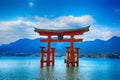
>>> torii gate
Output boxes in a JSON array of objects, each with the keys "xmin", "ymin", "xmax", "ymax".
[{"xmin": 34, "ymin": 26, "xmax": 90, "ymax": 67}]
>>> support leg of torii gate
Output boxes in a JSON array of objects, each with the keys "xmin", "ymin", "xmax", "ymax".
[
  {"xmin": 40, "ymin": 47, "xmax": 45, "ymax": 67},
  {"xmin": 51, "ymin": 48, "xmax": 55, "ymax": 66},
  {"xmin": 46, "ymin": 35, "xmax": 51, "ymax": 66},
  {"xmin": 70, "ymin": 35, "xmax": 75, "ymax": 66},
  {"xmin": 66, "ymin": 47, "xmax": 70, "ymax": 66},
  {"xmin": 75, "ymin": 48, "xmax": 79, "ymax": 66}
]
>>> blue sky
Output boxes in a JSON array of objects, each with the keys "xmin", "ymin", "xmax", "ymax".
[{"xmin": 0, "ymin": 0, "xmax": 120, "ymax": 44}]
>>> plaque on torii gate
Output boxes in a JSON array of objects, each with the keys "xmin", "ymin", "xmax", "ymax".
[{"xmin": 34, "ymin": 26, "xmax": 90, "ymax": 67}]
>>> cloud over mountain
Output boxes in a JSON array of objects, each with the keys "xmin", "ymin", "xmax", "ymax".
[{"xmin": 0, "ymin": 15, "xmax": 120, "ymax": 44}]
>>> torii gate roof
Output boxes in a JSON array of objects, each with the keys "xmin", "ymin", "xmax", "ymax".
[{"xmin": 34, "ymin": 25, "xmax": 90, "ymax": 36}]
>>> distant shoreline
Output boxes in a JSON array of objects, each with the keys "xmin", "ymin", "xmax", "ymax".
[{"xmin": 0, "ymin": 55, "xmax": 120, "ymax": 59}]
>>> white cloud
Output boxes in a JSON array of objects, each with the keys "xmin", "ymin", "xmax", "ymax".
[
  {"xmin": 0, "ymin": 15, "xmax": 120, "ymax": 44},
  {"xmin": 29, "ymin": 2, "xmax": 34, "ymax": 7},
  {"xmin": 0, "ymin": 19, "xmax": 39, "ymax": 44},
  {"xmin": 34, "ymin": 15, "xmax": 94, "ymax": 29},
  {"xmin": 75, "ymin": 25, "xmax": 120, "ymax": 41}
]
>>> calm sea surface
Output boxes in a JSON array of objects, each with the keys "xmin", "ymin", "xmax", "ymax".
[{"xmin": 0, "ymin": 57, "xmax": 120, "ymax": 80}]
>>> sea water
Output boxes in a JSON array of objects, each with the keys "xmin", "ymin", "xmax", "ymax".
[{"xmin": 0, "ymin": 57, "xmax": 120, "ymax": 80}]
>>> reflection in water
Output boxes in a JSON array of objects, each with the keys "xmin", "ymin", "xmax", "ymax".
[
  {"xmin": 39, "ymin": 66, "xmax": 55, "ymax": 80},
  {"xmin": 0, "ymin": 57, "xmax": 120, "ymax": 80},
  {"xmin": 66, "ymin": 67, "xmax": 79, "ymax": 80},
  {"xmin": 39, "ymin": 66, "xmax": 79, "ymax": 80}
]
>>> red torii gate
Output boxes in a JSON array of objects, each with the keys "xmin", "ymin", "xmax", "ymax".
[{"xmin": 34, "ymin": 26, "xmax": 90, "ymax": 67}]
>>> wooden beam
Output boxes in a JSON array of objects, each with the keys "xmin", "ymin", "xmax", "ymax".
[
  {"xmin": 70, "ymin": 35, "xmax": 75, "ymax": 66},
  {"xmin": 40, "ymin": 47, "xmax": 45, "ymax": 67},
  {"xmin": 51, "ymin": 48, "xmax": 55, "ymax": 66},
  {"xmin": 34, "ymin": 26, "xmax": 90, "ymax": 36},
  {"xmin": 46, "ymin": 35, "xmax": 51, "ymax": 66},
  {"xmin": 37, "ymin": 31, "xmax": 84, "ymax": 36},
  {"xmin": 43, "ymin": 61, "xmax": 53, "ymax": 62},
  {"xmin": 40, "ymin": 39, "xmax": 83, "ymax": 42},
  {"xmin": 75, "ymin": 48, "xmax": 79, "ymax": 66}
]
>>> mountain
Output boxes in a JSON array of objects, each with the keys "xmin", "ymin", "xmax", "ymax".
[
  {"xmin": 0, "ymin": 38, "xmax": 39, "ymax": 56},
  {"xmin": 0, "ymin": 36, "xmax": 120, "ymax": 56},
  {"xmin": 78, "ymin": 36, "xmax": 120, "ymax": 54}
]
